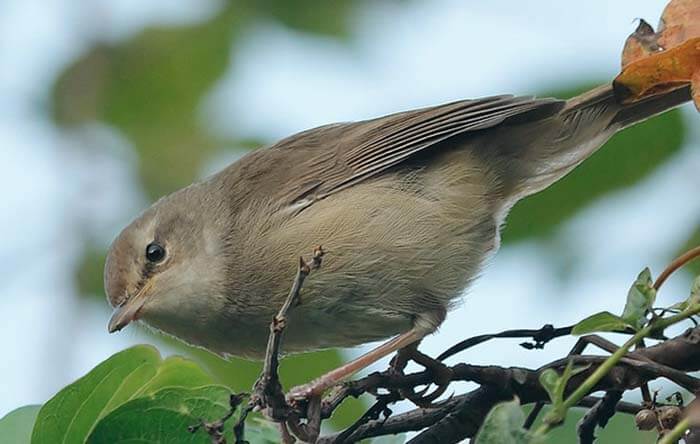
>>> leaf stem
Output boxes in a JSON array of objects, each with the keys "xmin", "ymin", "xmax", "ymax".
[{"xmin": 654, "ymin": 246, "xmax": 700, "ymax": 290}]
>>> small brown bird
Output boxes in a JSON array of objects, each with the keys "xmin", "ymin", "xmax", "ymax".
[{"xmin": 104, "ymin": 83, "xmax": 691, "ymax": 397}]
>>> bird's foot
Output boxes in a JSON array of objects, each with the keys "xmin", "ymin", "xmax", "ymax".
[{"xmin": 391, "ymin": 343, "xmax": 454, "ymax": 408}]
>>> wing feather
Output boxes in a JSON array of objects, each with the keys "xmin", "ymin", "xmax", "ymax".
[{"xmin": 267, "ymin": 95, "xmax": 564, "ymax": 207}]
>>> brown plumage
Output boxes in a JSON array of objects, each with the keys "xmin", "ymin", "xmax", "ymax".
[{"xmin": 104, "ymin": 84, "xmax": 691, "ymax": 366}]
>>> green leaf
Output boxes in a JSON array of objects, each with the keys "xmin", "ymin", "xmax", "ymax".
[
  {"xmin": 668, "ymin": 300, "xmax": 689, "ymax": 312},
  {"xmin": 89, "ymin": 386, "xmax": 280, "ymax": 443},
  {"xmin": 31, "ymin": 345, "xmax": 216, "ymax": 444},
  {"xmin": 690, "ymin": 276, "xmax": 700, "ymax": 307},
  {"xmin": 539, "ymin": 361, "xmax": 589, "ymax": 410},
  {"xmin": 244, "ymin": 417, "xmax": 285, "ymax": 444},
  {"xmin": 671, "ymin": 275, "xmax": 700, "ymax": 312},
  {"xmin": 87, "ymin": 386, "xmax": 244, "ymax": 444},
  {"xmin": 572, "ymin": 311, "xmax": 629, "ymax": 335},
  {"xmin": 0, "ymin": 405, "xmax": 41, "ymax": 444},
  {"xmin": 251, "ymin": 0, "xmax": 358, "ymax": 37},
  {"xmin": 539, "ymin": 369, "xmax": 561, "ymax": 407},
  {"xmin": 475, "ymin": 399, "xmax": 540, "ymax": 444},
  {"xmin": 621, "ymin": 268, "xmax": 656, "ymax": 329},
  {"xmin": 136, "ymin": 356, "xmax": 213, "ymax": 397},
  {"xmin": 32, "ymin": 345, "xmax": 160, "ymax": 444}
]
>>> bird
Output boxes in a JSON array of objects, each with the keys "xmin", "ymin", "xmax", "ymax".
[{"xmin": 104, "ymin": 82, "xmax": 691, "ymax": 398}]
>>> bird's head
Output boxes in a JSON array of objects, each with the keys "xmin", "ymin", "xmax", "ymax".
[{"xmin": 104, "ymin": 184, "xmax": 231, "ymax": 336}]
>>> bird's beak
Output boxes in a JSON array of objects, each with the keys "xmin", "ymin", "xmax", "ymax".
[{"xmin": 108, "ymin": 281, "xmax": 152, "ymax": 333}]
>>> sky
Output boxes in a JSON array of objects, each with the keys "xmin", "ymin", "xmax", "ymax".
[{"xmin": 1, "ymin": 0, "xmax": 698, "ymax": 419}]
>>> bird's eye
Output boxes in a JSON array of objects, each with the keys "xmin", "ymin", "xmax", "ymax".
[{"xmin": 145, "ymin": 242, "xmax": 166, "ymax": 263}]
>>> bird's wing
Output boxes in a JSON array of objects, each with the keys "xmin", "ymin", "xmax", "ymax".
[{"xmin": 268, "ymin": 95, "xmax": 564, "ymax": 208}]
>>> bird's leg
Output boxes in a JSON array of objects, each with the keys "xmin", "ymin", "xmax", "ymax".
[
  {"xmin": 388, "ymin": 340, "xmax": 421, "ymax": 374},
  {"xmin": 286, "ymin": 328, "xmax": 424, "ymax": 401},
  {"xmin": 409, "ymin": 347, "xmax": 454, "ymax": 385}
]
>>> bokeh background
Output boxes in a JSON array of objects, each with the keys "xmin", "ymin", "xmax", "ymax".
[{"xmin": 2, "ymin": 0, "xmax": 699, "ymax": 441}]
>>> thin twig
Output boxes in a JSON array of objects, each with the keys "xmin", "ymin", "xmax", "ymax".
[
  {"xmin": 232, "ymin": 405, "xmax": 251, "ymax": 444},
  {"xmin": 437, "ymin": 324, "xmax": 575, "ymax": 362},
  {"xmin": 254, "ymin": 247, "xmax": 324, "ymax": 416},
  {"xmin": 188, "ymin": 393, "xmax": 245, "ymax": 444},
  {"xmin": 318, "ymin": 324, "xmax": 700, "ymax": 421},
  {"xmin": 329, "ymin": 393, "xmax": 401, "ymax": 444},
  {"xmin": 318, "ymin": 324, "xmax": 700, "ymax": 442},
  {"xmin": 242, "ymin": 247, "xmax": 324, "ymax": 439},
  {"xmin": 523, "ymin": 333, "xmax": 622, "ymax": 432},
  {"xmin": 287, "ymin": 396, "xmax": 322, "ymax": 443},
  {"xmin": 534, "ymin": 302, "xmax": 700, "ymax": 437},
  {"xmin": 523, "ymin": 403, "xmax": 545, "ymax": 430},
  {"xmin": 576, "ymin": 391, "xmax": 623, "ymax": 444},
  {"xmin": 321, "ymin": 390, "xmax": 641, "ymax": 444}
]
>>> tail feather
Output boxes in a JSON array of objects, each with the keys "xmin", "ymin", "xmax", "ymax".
[
  {"xmin": 611, "ymin": 85, "xmax": 692, "ymax": 129},
  {"xmin": 564, "ymin": 83, "xmax": 692, "ymax": 130},
  {"xmin": 504, "ymin": 83, "xmax": 692, "ymax": 200}
]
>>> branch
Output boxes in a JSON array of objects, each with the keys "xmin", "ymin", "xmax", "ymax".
[
  {"xmin": 319, "ymin": 391, "xmax": 641, "ymax": 444},
  {"xmin": 576, "ymin": 391, "xmax": 623, "ymax": 444},
  {"xmin": 219, "ymin": 246, "xmax": 700, "ymax": 444},
  {"xmin": 316, "ymin": 323, "xmax": 700, "ymax": 442},
  {"xmin": 437, "ymin": 323, "xmax": 575, "ymax": 361},
  {"xmin": 228, "ymin": 247, "xmax": 324, "ymax": 444},
  {"xmin": 250, "ymin": 246, "xmax": 324, "ymax": 421}
]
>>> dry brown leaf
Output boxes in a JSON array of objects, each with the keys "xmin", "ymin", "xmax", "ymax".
[
  {"xmin": 621, "ymin": 19, "xmax": 661, "ymax": 69},
  {"xmin": 615, "ymin": 0, "xmax": 700, "ymax": 110},
  {"xmin": 615, "ymin": 38, "xmax": 700, "ymax": 102},
  {"xmin": 658, "ymin": 0, "xmax": 700, "ymax": 48}
]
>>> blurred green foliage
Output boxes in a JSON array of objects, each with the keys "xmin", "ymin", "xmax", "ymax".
[
  {"xmin": 53, "ymin": 5, "xmax": 239, "ymax": 198},
  {"xmin": 76, "ymin": 246, "xmax": 107, "ymax": 297},
  {"xmin": 678, "ymin": 228, "xmax": 700, "ymax": 276},
  {"xmin": 0, "ymin": 405, "xmax": 40, "ymax": 444},
  {"xmin": 240, "ymin": 0, "xmax": 359, "ymax": 37},
  {"xmin": 49, "ymin": 0, "xmax": 696, "ymax": 440}
]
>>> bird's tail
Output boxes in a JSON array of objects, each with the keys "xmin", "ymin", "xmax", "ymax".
[
  {"xmin": 504, "ymin": 84, "xmax": 692, "ymax": 200},
  {"xmin": 566, "ymin": 83, "xmax": 692, "ymax": 130}
]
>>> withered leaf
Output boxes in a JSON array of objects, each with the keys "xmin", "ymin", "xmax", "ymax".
[{"xmin": 615, "ymin": 0, "xmax": 700, "ymax": 110}]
